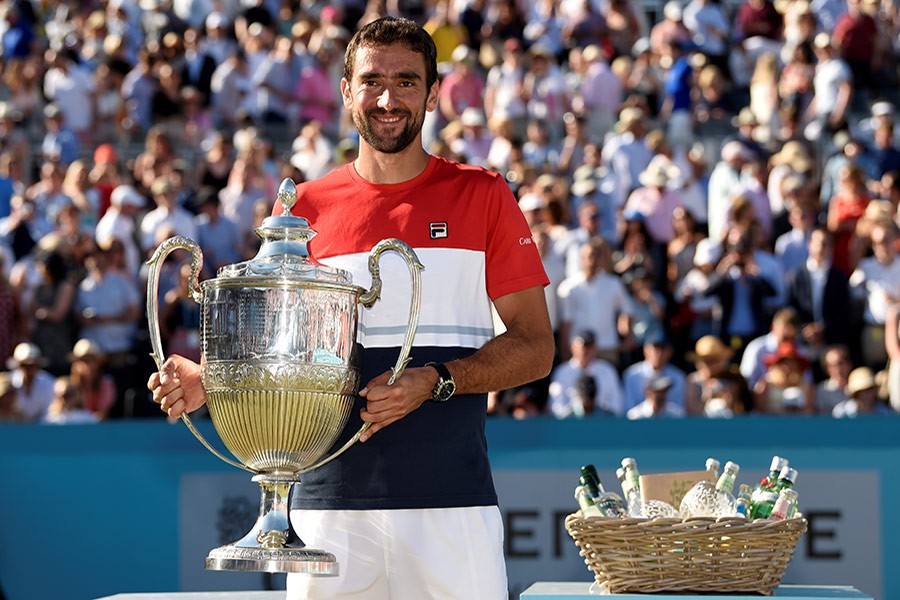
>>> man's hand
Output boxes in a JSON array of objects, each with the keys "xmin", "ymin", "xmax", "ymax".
[
  {"xmin": 357, "ymin": 366, "xmax": 439, "ymax": 442},
  {"xmin": 147, "ymin": 355, "xmax": 207, "ymax": 418}
]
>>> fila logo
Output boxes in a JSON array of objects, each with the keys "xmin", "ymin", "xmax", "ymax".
[{"xmin": 430, "ymin": 222, "xmax": 448, "ymax": 239}]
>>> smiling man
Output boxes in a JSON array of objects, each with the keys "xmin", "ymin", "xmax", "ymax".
[{"xmin": 148, "ymin": 16, "xmax": 554, "ymax": 600}]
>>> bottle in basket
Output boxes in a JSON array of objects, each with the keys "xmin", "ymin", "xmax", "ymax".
[
  {"xmin": 619, "ymin": 457, "xmax": 643, "ymax": 517},
  {"xmin": 751, "ymin": 466, "xmax": 798, "ymax": 519},
  {"xmin": 680, "ymin": 460, "xmax": 740, "ymax": 518},
  {"xmin": 769, "ymin": 488, "xmax": 799, "ymax": 521},
  {"xmin": 574, "ymin": 485, "xmax": 603, "ymax": 518},
  {"xmin": 734, "ymin": 483, "xmax": 753, "ymax": 517},
  {"xmin": 752, "ymin": 455, "xmax": 789, "ymax": 503},
  {"xmin": 580, "ymin": 466, "xmax": 628, "ymax": 518}
]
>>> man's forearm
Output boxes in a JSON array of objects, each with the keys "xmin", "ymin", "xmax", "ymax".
[{"xmin": 447, "ymin": 325, "xmax": 554, "ymax": 395}]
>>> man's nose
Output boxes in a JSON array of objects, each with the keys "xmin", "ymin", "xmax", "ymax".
[{"xmin": 377, "ymin": 86, "xmax": 399, "ymax": 110}]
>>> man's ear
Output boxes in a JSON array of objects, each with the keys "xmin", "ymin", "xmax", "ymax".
[
  {"xmin": 425, "ymin": 80, "xmax": 439, "ymax": 112},
  {"xmin": 340, "ymin": 79, "xmax": 353, "ymax": 110}
]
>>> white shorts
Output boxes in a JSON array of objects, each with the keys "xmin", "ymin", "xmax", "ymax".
[{"xmin": 286, "ymin": 506, "xmax": 508, "ymax": 600}]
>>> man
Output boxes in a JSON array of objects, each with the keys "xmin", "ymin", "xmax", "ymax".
[
  {"xmin": 740, "ymin": 307, "xmax": 804, "ymax": 389},
  {"xmin": 622, "ymin": 333, "xmax": 687, "ymax": 412},
  {"xmin": 833, "ymin": 367, "xmax": 895, "ymax": 417},
  {"xmin": 557, "ymin": 237, "xmax": 634, "ymax": 365},
  {"xmin": 785, "ymin": 227, "xmax": 852, "ymax": 355},
  {"xmin": 6, "ymin": 342, "xmax": 55, "ymax": 422},
  {"xmin": 94, "ymin": 184, "xmax": 145, "ymax": 281},
  {"xmin": 626, "ymin": 375, "xmax": 686, "ymax": 419},
  {"xmin": 850, "ymin": 222, "xmax": 900, "ymax": 371},
  {"xmin": 548, "ymin": 330, "xmax": 624, "ymax": 418},
  {"xmin": 148, "ymin": 17, "xmax": 554, "ymax": 600}
]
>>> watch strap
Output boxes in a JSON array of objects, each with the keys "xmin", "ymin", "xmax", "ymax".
[{"xmin": 425, "ymin": 361, "xmax": 452, "ymax": 383}]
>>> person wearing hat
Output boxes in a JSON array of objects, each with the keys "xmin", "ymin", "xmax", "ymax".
[
  {"xmin": 39, "ymin": 102, "xmax": 80, "ymax": 165},
  {"xmin": 650, "ymin": 1, "xmax": 691, "ymax": 56},
  {"xmin": 622, "ymin": 330, "xmax": 687, "ymax": 412},
  {"xmin": 6, "ymin": 342, "xmax": 56, "ymax": 422},
  {"xmin": 808, "ymin": 32, "xmax": 853, "ymax": 137},
  {"xmin": 573, "ymin": 44, "xmax": 622, "ymax": 144},
  {"xmin": 754, "ymin": 339, "xmax": 814, "ymax": 413},
  {"xmin": 626, "ymin": 373, "xmax": 686, "ymax": 418},
  {"xmin": 684, "ymin": 335, "xmax": 751, "ymax": 415},
  {"xmin": 68, "ymin": 338, "xmax": 117, "ymax": 421},
  {"xmin": 437, "ymin": 44, "xmax": 484, "ymax": 125},
  {"xmin": 602, "ymin": 107, "xmax": 654, "ymax": 201},
  {"xmin": 674, "ymin": 236, "xmax": 723, "ymax": 341},
  {"xmin": 707, "ymin": 141, "xmax": 755, "ymax": 242},
  {"xmin": 451, "ymin": 107, "xmax": 493, "ymax": 167},
  {"xmin": 624, "ymin": 155, "xmax": 686, "ymax": 244},
  {"xmin": 139, "ymin": 176, "xmax": 198, "ymax": 254},
  {"xmin": 832, "ymin": 367, "xmax": 895, "ymax": 417},
  {"xmin": 548, "ymin": 330, "xmax": 625, "ymax": 418},
  {"xmin": 95, "ymin": 184, "xmax": 145, "ymax": 279},
  {"xmin": 865, "ymin": 117, "xmax": 900, "ymax": 193}
]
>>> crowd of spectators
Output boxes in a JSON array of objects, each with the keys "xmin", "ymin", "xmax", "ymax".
[{"xmin": 2, "ymin": 0, "xmax": 900, "ymax": 424}]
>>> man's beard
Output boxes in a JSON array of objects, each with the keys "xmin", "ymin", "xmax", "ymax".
[{"xmin": 353, "ymin": 107, "xmax": 423, "ymax": 154}]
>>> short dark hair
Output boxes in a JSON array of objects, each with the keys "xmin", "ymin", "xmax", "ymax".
[{"xmin": 343, "ymin": 17, "xmax": 439, "ymax": 91}]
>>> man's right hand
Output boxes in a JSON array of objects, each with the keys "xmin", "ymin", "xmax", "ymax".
[{"xmin": 147, "ymin": 355, "xmax": 207, "ymax": 418}]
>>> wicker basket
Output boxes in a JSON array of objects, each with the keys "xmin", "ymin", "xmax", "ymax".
[{"xmin": 565, "ymin": 514, "xmax": 807, "ymax": 595}]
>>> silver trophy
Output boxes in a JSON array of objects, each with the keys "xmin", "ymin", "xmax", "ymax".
[{"xmin": 146, "ymin": 178, "xmax": 423, "ymax": 574}]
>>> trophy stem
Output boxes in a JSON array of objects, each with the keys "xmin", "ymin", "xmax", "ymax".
[{"xmin": 204, "ymin": 476, "xmax": 338, "ymax": 575}]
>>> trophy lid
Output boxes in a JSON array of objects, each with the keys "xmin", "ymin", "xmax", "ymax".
[{"xmin": 216, "ymin": 178, "xmax": 353, "ymax": 284}]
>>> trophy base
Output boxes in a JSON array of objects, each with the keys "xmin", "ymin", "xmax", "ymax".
[{"xmin": 205, "ymin": 544, "xmax": 338, "ymax": 574}]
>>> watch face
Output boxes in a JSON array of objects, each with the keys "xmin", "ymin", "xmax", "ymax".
[{"xmin": 433, "ymin": 379, "xmax": 456, "ymax": 402}]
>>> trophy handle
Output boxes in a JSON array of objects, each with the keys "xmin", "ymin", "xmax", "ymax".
[
  {"xmin": 146, "ymin": 235, "xmax": 254, "ymax": 474},
  {"xmin": 301, "ymin": 239, "xmax": 424, "ymax": 474}
]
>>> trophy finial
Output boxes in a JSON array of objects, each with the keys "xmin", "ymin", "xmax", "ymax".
[{"xmin": 277, "ymin": 178, "xmax": 297, "ymax": 212}]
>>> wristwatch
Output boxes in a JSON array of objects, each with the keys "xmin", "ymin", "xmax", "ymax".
[{"xmin": 425, "ymin": 362, "xmax": 456, "ymax": 402}]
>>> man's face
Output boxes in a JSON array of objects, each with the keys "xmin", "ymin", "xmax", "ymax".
[{"xmin": 341, "ymin": 44, "xmax": 437, "ymax": 154}]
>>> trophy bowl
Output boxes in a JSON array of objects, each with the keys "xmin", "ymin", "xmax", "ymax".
[{"xmin": 146, "ymin": 179, "xmax": 423, "ymax": 574}]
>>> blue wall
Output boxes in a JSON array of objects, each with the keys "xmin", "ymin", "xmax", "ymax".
[{"xmin": 0, "ymin": 417, "xmax": 896, "ymax": 600}]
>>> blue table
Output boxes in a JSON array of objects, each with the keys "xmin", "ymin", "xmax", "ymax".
[{"xmin": 520, "ymin": 582, "xmax": 874, "ymax": 599}]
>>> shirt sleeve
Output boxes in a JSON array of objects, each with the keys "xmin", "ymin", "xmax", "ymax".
[{"xmin": 483, "ymin": 176, "xmax": 550, "ymax": 300}]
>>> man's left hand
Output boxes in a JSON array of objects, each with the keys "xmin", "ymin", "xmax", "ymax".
[{"xmin": 358, "ymin": 366, "xmax": 439, "ymax": 442}]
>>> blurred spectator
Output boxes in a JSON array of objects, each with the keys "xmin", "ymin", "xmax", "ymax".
[
  {"xmin": 27, "ymin": 248, "xmax": 78, "ymax": 376},
  {"xmin": 660, "ymin": 40, "xmax": 694, "ymax": 151},
  {"xmin": 849, "ymin": 222, "xmax": 900, "ymax": 371},
  {"xmin": 484, "ymin": 38, "xmax": 528, "ymax": 141},
  {"xmin": 0, "ymin": 371, "xmax": 25, "ymax": 422},
  {"xmin": 193, "ymin": 186, "xmax": 241, "ymax": 273},
  {"xmin": 438, "ymin": 45, "xmax": 484, "ymax": 126},
  {"xmin": 786, "ymin": 227, "xmax": 853, "ymax": 358},
  {"xmin": 833, "ymin": 0, "xmax": 877, "ymax": 93},
  {"xmin": 807, "ymin": 32, "xmax": 852, "ymax": 140},
  {"xmin": 67, "ymin": 338, "xmax": 116, "ymax": 421},
  {"xmin": 139, "ymin": 177, "xmax": 198, "ymax": 256},
  {"xmin": 622, "ymin": 333, "xmax": 687, "ymax": 412},
  {"xmin": 602, "ymin": 107, "xmax": 653, "ymax": 205},
  {"xmin": 624, "ymin": 268, "xmax": 666, "ymax": 349},
  {"xmin": 826, "ymin": 162, "xmax": 870, "ymax": 275},
  {"xmin": 44, "ymin": 375, "xmax": 100, "ymax": 424},
  {"xmin": 39, "ymin": 104, "xmax": 79, "ymax": 166},
  {"xmin": 650, "ymin": 2, "xmax": 691, "ymax": 57},
  {"xmin": 548, "ymin": 330, "xmax": 624, "ymax": 418},
  {"xmin": 815, "ymin": 344, "xmax": 853, "ymax": 414},
  {"xmin": 295, "ymin": 44, "xmax": 340, "ymax": 135},
  {"xmin": 682, "ymin": 0, "xmax": 730, "ymax": 77},
  {"xmin": 6, "ymin": 342, "xmax": 55, "ymax": 422},
  {"xmin": 624, "ymin": 155, "xmax": 685, "ymax": 244},
  {"xmin": 43, "ymin": 49, "xmax": 96, "ymax": 144},
  {"xmin": 833, "ymin": 366, "xmax": 895, "ymax": 416},
  {"xmin": 626, "ymin": 374, "xmax": 685, "ymax": 418},
  {"xmin": 0, "ymin": 195, "xmax": 51, "ymax": 262},
  {"xmin": 0, "ymin": 250, "xmax": 22, "ymax": 366},
  {"xmin": 557, "ymin": 237, "xmax": 634, "ymax": 365},
  {"xmin": 159, "ymin": 261, "xmax": 202, "ymax": 363},
  {"xmin": 740, "ymin": 307, "xmax": 803, "ymax": 388},
  {"xmin": 674, "ymin": 236, "xmax": 722, "ymax": 343},
  {"xmin": 703, "ymin": 229, "xmax": 777, "ymax": 355},
  {"xmin": 753, "ymin": 340, "xmax": 814, "ymax": 413},
  {"xmin": 684, "ymin": 335, "xmax": 749, "ymax": 415},
  {"xmin": 95, "ymin": 185, "xmax": 146, "ymax": 280},
  {"xmin": 775, "ymin": 199, "xmax": 817, "ymax": 274},
  {"xmin": 707, "ymin": 141, "xmax": 754, "ymax": 242}
]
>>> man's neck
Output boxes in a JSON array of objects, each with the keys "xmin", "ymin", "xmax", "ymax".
[{"xmin": 354, "ymin": 144, "xmax": 430, "ymax": 184}]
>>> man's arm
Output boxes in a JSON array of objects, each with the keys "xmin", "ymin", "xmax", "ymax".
[{"xmin": 359, "ymin": 285, "xmax": 554, "ymax": 441}]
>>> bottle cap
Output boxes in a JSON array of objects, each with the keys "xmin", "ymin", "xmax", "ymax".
[
  {"xmin": 771, "ymin": 456, "xmax": 789, "ymax": 471},
  {"xmin": 621, "ymin": 457, "xmax": 637, "ymax": 469},
  {"xmin": 780, "ymin": 467, "xmax": 799, "ymax": 483},
  {"xmin": 706, "ymin": 457, "xmax": 720, "ymax": 471},
  {"xmin": 616, "ymin": 467, "xmax": 626, "ymax": 481},
  {"xmin": 724, "ymin": 461, "xmax": 740, "ymax": 473}
]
